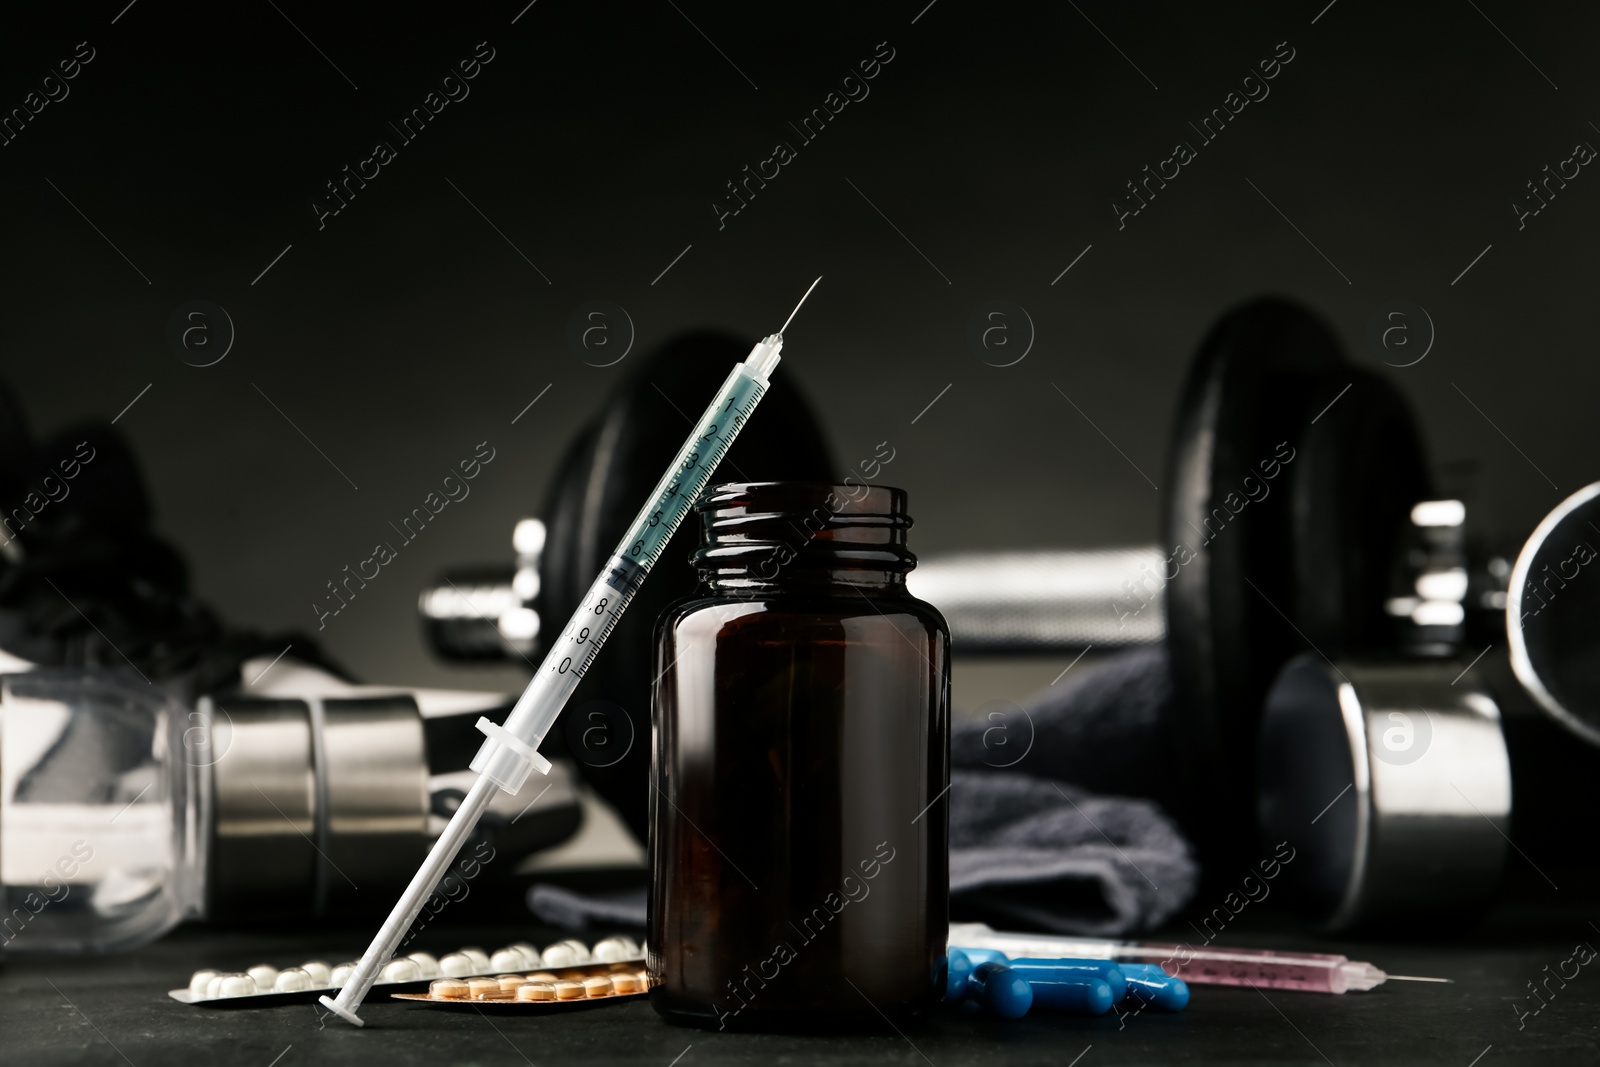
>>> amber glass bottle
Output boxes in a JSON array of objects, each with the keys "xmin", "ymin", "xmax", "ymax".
[{"xmin": 648, "ymin": 481, "xmax": 950, "ymax": 1030}]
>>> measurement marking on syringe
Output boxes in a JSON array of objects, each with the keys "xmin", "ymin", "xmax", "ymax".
[{"xmin": 554, "ymin": 394, "xmax": 761, "ymax": 680}]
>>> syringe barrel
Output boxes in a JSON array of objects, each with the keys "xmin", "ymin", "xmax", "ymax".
[
  {"xmin": 1113, "ymin": 942, "xmax": 1350, "ymax": 993},
  {"xmin": 470, "ymin": 361, "xmax": 772, "ymax": 794},
  {"xmin": 948, "ymin": 923, "xmax": 1353, "ymax": 994},
  {"xmin": 470, "ymin": 557, "xmax": 643, "ymax": 792}
]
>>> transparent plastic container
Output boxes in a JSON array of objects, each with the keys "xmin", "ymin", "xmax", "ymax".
[{"xmin": 1, "ymin": 671, "xmax": 202, "ymax": 954}]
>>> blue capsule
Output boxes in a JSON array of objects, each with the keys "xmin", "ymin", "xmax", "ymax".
[
  {"xmin": 1119, "ymin": 963, "xmax": 1190, "ymax": 1011},
  {"xmin": 944, "ymin": 950, "xmax": 975, "ymax": 1002},
  {"xmin": 1008, "ymin": 958, "xmax": 1125, "ymax": 1013},
  {"xmin": 967, "ymin": 961, "xmax": 1034, "ymax": 1020},
  {"xmin": 945, "ymin": 951, "xmax": 1188, "ymax": 1018},
  {"xmin": 956, "ymin": 947, "xmax": 1009, "ymax": 968}
]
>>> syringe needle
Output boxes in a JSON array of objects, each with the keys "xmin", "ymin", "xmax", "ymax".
[
  {"xmin": 1385, "ymin": 975, "xmax": 1454, "ymax": 983},
  {"xmin": 776, "ymin": 276, "xmax": 823, "ymax": 338}
]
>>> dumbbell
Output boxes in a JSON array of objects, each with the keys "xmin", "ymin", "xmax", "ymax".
[
  {"xmin": 914, "ymin": 298, "xmax": 1433, "ymax": 871},
  {"xmin": 1256, "ymin": 478, "xmax": 1600, "ymax": 929}
]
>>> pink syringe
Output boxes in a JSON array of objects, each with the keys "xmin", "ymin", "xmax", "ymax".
[{"xmin": 949, "ymin": 923, "xmax": 1451, "ymax": 994}]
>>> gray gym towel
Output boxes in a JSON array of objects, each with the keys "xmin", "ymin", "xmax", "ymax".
[
  {"xmin": 951, "ymin": 644, "xmax": 1178, "ymax": 800},
  {"xmin": 945, "ymin": 769, "xmax": 1196, "ymax": 936},
  {"xmin": 946, "ymin": 644, "xmax": 1198, "ymax": 933}
]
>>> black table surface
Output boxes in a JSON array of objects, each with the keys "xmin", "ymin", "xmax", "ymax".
[{"xmin": 5, "ymin": 908, "xmax": 1597, "ymax": 1066}]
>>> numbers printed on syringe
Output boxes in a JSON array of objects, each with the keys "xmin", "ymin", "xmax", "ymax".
[
  {"xmin": 625, "ymin": 395, "xmax": 747, "ymax": 560},
  {"xmin": 549, "ymin": 382, "xmax": 761, "ymax": 679},
  {"xmin": 553, "ymin": 595, "xmax": 612, "ymax": 676}
]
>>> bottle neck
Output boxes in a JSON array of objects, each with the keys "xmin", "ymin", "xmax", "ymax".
[{"xmin": 692, "ymin": 482, "xmax": 916, "ymax": 595}]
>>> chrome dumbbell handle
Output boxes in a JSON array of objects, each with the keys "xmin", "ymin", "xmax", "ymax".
[
  {"xmin": 418, "ymin": 520, "xmax": 545, "ymax": 661},
  {"xmin": 419, "ymin": 508, "xmax": 1473, "ymax": 658},
  {"xmin": 906, "ymin": 548, "xmax": 1167, "ymax": 652},
  {"xmin": 420, "ymin": 543, "xmax": 1170, "ymax": 659}
]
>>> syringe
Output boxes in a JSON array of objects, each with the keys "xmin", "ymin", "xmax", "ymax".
[
  {"xmin": 949, "ymin": 924, "xmax": 1451, "ymax": 994},
  {"xmin": 320, "ymin": 277, "xmax": 823, "ymax": 1027}
]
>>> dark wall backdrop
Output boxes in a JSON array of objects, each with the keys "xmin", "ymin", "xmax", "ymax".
[{"xmin": 2, "ymin": 1, "xmax": 1594, "ymax": 691}]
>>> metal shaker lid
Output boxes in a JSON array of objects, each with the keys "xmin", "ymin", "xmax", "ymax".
[{"xmin": 1507, "ymin": 480, "xmax": 1600, "ymax": 748}]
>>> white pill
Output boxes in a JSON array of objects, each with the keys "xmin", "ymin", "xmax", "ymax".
[
  {"xmin": 592, "ymin": 936, "xmax": 639, "ymax": 963},
  {"xmin": 555, "ymin": 938, "xmax": 592, "ymax": 963},
  {"xmin": 439, "ymin": 952, "xmax": 477, "ymax": 977},
  {"xmin": 300, "ymin": 961, "xmax": 332, "ymax": 987},
  {"xmin": 274, "ymin": 968, "xmax": 312, "ymax": 992},
  {"xmin": 188, "ymin": 970, "xmax": 219, "ymax": 996},
  {"xmin": 204, "ymin": 975, "xmax": 225, "ymax": 998},
  {"xmin": 509, "ymin": 942, "xmax": 543, "ymax": 967},
  {"xmin": 460, "ymin": 947, "xmax": 491, "ymax": 971},
  {"xmin": 489, "ymin": 949, "xmax": 528, "ymax": 973},
  {"xmin": 217, "ymin": 973, "xmax": 257, "ymax": 998},
  {"xmin": 540, "ymin": 943, "xmax": 582, "ymax": 968},
  {"xmin": 246, "ymin": 964, "xmax": 279, "ymax": 992},
  {"xmin": 330, "ymin": 963, "xmax": 355, "ymax": 987},
  {"xmin": 381, "ymin": 958, "xmax": 421, "ymax": 982},
  {"xmin": 405, "ymin": 952, "xmax": 441, "ymax": 979}
]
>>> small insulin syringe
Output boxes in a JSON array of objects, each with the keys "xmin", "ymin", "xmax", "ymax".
[
  {"xmin": 321, "ymin": 278, "xmax": 823, "ymax": 1027},
  {"xmin": 949, "ymin": 924, "xmax": 1451, "ymax": 994}
]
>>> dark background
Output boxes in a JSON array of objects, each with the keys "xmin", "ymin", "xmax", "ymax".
[
  {"xmin": 6, "ymin": 4, "xmax": 1600, "ymax": 1064},
  {"xmin": 2, "ymin": 0, "xmax": 1593, "ymax": 696}
]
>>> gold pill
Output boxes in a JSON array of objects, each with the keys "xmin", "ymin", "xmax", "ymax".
[
  {"xmin": 516, "ymin": 982, "xmax": 556, "ymax": 1002},
  {"xmin": 496, "ymin": 975, "xmax": 525, "ymax": 991},
  {"xmin": 552, "ymin": 980, "xmax": 585, "ymax": 1000},
  {"xmin": 467, "ymin": 978, "xmax": 500, "ymax": 998},
  {"xmin": 430, "ymin": 979, "xmax": 469, "ymax": 999},
  {"xmin": 582, "ymin": 976, "xmax": 613, "ymax": 997},
  {"xmin": 610, "ymin": 973, "xmax": 642, "ymax": 994},
  {"xmin": 527, "ymin": 972, "xmax": 559, "ymax": 983}
]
